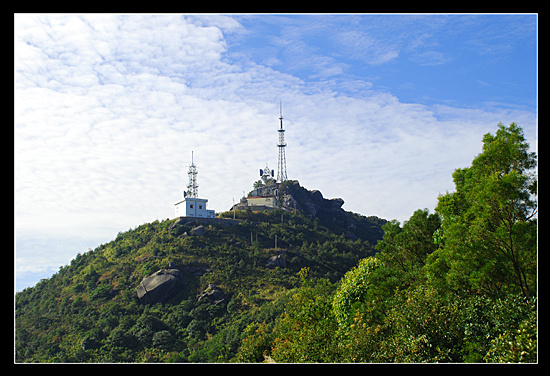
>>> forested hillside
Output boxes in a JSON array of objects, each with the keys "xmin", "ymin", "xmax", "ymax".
[
  {"xmin": 15, "ymin": 196, "xmax": 385, "ymax": 362},
  {"xmin": 15, "ymin": 122, "xmax": 536, "ymax": 363}
]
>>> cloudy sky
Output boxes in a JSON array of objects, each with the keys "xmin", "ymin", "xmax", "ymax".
[{"xmin": 14, "ymin": 14, "xmax": 537, "ymax": 290}]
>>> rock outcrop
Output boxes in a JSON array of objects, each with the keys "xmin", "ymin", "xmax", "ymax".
[
  {"xmin": 183, "ymin": 264, "xmax": 212, "ymax": 276},
  {"xmin": 136, "ymin": 268, "xmax": 185, "ymax": 305},
  {"xmin": 228, "ymin": 180, "xmax": 373, "ymax": 241},
  {"xmin": 254, "ymin": 181, "xmax": 357, "ymax": 235},
  {"xmin": 265, "ymin": 254, "xmax": 287, "ymax": 269},
  {"xmin": 197, "ymin": 284, "xmax": 226, "ymax": 305},
  {"xmin": 190, "ymin": 225, "xmax": 207, "ymax": 236}
]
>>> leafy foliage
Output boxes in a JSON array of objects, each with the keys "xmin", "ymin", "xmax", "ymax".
[
  {"xmin": 428, "ymin": 123, "xmax": 537, "ymax": 298},
  {"xmin": 269, "ymin": 275, "xmax": 339, "ymax": 363},
  {"xmin": 331, "ymin": 257, "xmax": 381, "ymax": 329}
]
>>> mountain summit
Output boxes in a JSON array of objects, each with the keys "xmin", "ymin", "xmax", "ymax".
[{"xmin": 230, "ymin": 180, "xmax": 382, "ymax": 243}]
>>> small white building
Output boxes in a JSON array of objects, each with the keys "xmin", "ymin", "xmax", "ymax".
[
  {"xmin": 175, "ymin": 151, "xmax": 216, "ymax": 219},
  {"xmin": 174, "ymin": 197, "xmax": 215, "ymax": 218}
]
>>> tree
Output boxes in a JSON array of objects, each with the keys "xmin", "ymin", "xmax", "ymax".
[
  {"xmin": 376, "ymin": 209, "xmax": 441, "ymax": 287},
  {"xmin": 427, "ymin": 123, "xmax": 537, "ymax": 298},
  {"xmin": 152, "ymin": 330, "xmax": 174, "ymax": 350},
  {"xmin": 232, "ymin": 322, "xmax": 273, "ymax": 363},
  {"xmin": 377, "ymin": 285, "xmax": 464, "ymax": 362},
  {"xmin": 270, "ymin": 276, "xmax": 339, "ymax": 362},
  {"xmin": 331, "ymin": 257, "xmax": 382, "ymax": 330},
  {"xmin": 253, "ymin": 180, "xmax": 264, "ymax": 190}
]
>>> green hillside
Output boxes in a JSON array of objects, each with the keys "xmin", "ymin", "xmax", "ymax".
[
  {"xmin": 15, "ymin": 203, "xmax": 384, "ymax": 362},
  {"xmin": 15, "ymin": 123, "xmax": 537, "ymax": 363}
]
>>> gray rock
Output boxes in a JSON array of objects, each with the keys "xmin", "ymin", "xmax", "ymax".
[
  {"xmin": 183, "ymin": 265, "xmax": 211, "ymax": 276},
  {"xmin": 190, "ymin": 225, "xmax": 207, "ymax": 236},
  {"xmin": 265, "ymin": 255, "xmax": 287, "ymax": 269},
  {"xmin": 310, "ymin": 190, "xmax": 324, "ymax": 205},
  {"xmin": 81, "ymin": 336, "xmax": 100, "ymax": 351},
  {"xmin": 197, "ymin": 284, "xmax": 226, "ymax": 305},
  {"xmin": 135, "ymin": 255, "xmax": 158, "ymax": 263},
  {"xmin": 137, "ymin": 268, "xmax": 184, "ymax": 305},
  {"xmin": 169, "ymin": 218, "xmax": 190, "ymax": 236},
  {"xmin": 169, "ymin": 217, "xmax": 188, "ymax": 229},
  {"xmin": 328, "ymin": 198, "xmax": 345, "ymax": 209}
]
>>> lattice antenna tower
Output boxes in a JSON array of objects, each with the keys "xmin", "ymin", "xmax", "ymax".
[
  {"xmin": 277, "ymin": 101, "xmax": 288, "ymax": 183},
  {"xmin": 186, "ymin": 151, "xmax": 199, "ymax": 198}
]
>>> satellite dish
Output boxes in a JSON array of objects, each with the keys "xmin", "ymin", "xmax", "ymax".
[
  {"xmin": 183, "ymin": 191, "xmax": 187, "ymax": 197},
  {"xmin": 260, "ymin": 169, "xmax": 264, "ymax": 176},
  {"xmin": 271, "ymin": 170, "xmax": 274, "ymax": 177}
]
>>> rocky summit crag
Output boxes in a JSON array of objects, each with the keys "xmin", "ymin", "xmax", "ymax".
[{"xmin": 248, "ymin": 180, "xmax": 361, "ymax": 241}]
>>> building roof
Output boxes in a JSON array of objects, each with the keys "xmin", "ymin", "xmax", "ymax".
[{"xmin": 174, "ymin": 197, "xmax": 209, "ymax": 205}]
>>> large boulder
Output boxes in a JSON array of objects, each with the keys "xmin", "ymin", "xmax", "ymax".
[{"xmin": 136, "ymin": 268, "xmax": 184, "ymax": 305}]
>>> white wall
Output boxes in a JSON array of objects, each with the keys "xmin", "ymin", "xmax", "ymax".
[{"xmin": 174, "ymin": 198, "xmax": 211, "ymax": 218}]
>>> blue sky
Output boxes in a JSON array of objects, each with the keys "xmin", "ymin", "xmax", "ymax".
[
  {"xmin": 15, "ymin": 14, "xmax": 537, "ymax": 290},
  {"xmin": 226, "ymin": 14, "xmax": 536, "ymax": 109}
]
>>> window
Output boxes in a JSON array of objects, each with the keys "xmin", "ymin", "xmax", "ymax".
[
  {"xmin": 199, "ymin": 205, "xmax": 203, "ymax": 209},
  {"xmin": 190, "ymin": 204, "xmax": 194, "ymax": 209}
]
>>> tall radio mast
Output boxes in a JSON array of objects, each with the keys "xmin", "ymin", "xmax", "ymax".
[
  {"xmin": 277, "ymin": 101, "xmax": 288, "ymax": 183},
  {"xmin": 186, "ymin": 151, "xmax": 199, "ymax": 198}
]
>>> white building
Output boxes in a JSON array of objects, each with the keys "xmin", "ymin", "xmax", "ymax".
[
  {"xmin": 174, "ymin": 197, "xmax": 215, "ymax": 218},
  {"xmin": 175, "ymin": 152, "xmax": 216, "ymax": 218}
]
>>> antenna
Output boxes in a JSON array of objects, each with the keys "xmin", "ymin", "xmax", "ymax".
[
  {"xmin": 261, "ymin": 162, "xmax": 274, "ymax": 185},
  {"xmin": 277, "ymin": 101, "xmax": 288, "ymax": 183},
  {"xmin": 186, "ymin": 151, "xmax": 199, "ymax": 198}
]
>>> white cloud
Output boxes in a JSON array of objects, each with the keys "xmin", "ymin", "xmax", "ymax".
[
  {"xmin": 334, "ymin": 30, "xmax": 399, "ymax": 65},
  {"xmin": 409, "ymin": 50, "xmax": 451, "ymax": 66},
  {"xmin": 14, "ymin": 14, "xmax": 537, "ymax": 290}
]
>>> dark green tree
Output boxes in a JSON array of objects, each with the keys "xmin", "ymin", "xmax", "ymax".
[
  {"xmin": 376, "ymin": 209, "xmax": 441, "ymax": 287},
  {"xmin": 427, "ymin": 123, "xmax": 537, "ymax": 298}
]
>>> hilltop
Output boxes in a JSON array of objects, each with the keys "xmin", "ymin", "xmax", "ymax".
[
  {"xmin": 230, "ymin": 180, "xmax": 385, "ymax": 243},
  {"xmin": 15, "ymin": 182, "xmax": 386, "ymax": 362}
]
